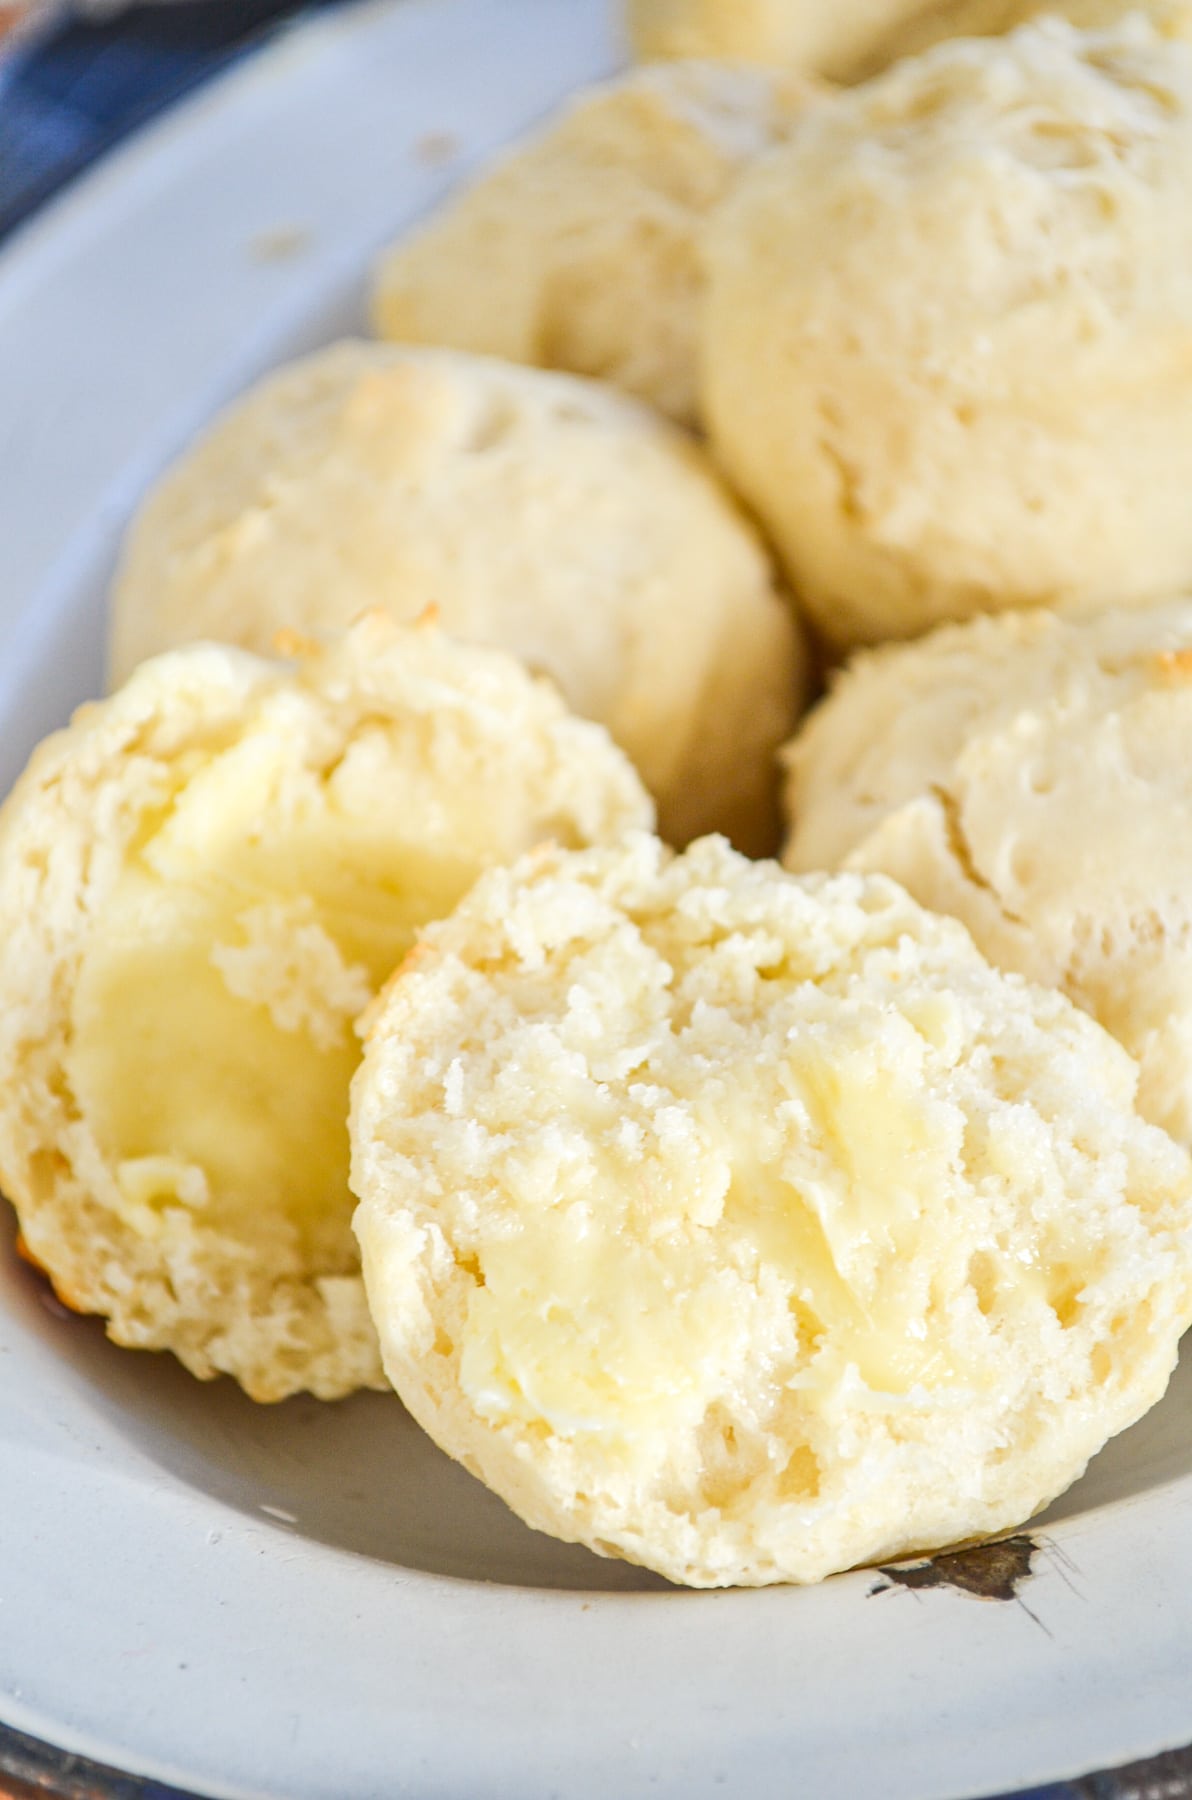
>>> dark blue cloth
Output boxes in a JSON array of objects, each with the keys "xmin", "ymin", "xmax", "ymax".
[{"xmin": 0, "ymin": 0, "xmax": 343, "ymax": 239}]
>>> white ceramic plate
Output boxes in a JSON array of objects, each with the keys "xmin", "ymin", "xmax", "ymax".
[{"xmin": 1, "ymin": 4, "xmax": 1191, "ymax": 1795}]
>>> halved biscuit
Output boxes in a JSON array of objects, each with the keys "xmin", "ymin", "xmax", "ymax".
[
  {"xmin": 0, "ymin": 617, "xmax": 650, "ymax": 1400},
  {"xmin": 352, "ymin": 834, "xmax": 1192, "ymax": 1585}
]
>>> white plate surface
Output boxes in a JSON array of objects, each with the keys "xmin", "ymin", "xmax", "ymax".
[{"xmin": 1, "ymin": 4, "xmax": 1191, "ymax": 1796}]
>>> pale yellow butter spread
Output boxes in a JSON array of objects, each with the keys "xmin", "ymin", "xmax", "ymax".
[
  {"xmin": 0, "ymin": 618, "xmax": 651, "ymax": 1400},
  {"xmin": 352, "ymin": 835, "xmax": 1192, "ymax": 1585},
  {"xmin": 457, "ymin": 1033, "xmax": 974, "ymax": 1456},
  {"xmin": 67, "ymin": 709, "xmax": 474, "ymax": 1256}
]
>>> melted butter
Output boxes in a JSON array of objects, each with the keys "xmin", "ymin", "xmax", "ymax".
[
  {"xmin": 460, "ymin": 1209, "xmax": 742, "ymax": 1444},
  {"xmin": 729, "ymin": 1166, "xmax": 961, "ymax": 1400},
  {"xmin": 141, "ymin": 726, "xmax": 477, "ymax": 971},
  {"xmin": 758, "ymin": 1054, "xmax": 971, "ymax": 1398},
  {"xmin": 456, "ymin": 1042, "xmax": 977, "ymax": 1452},
  {"xmin": 67, "ymin": 713, "xmax": 483, "ymax": 1252}
]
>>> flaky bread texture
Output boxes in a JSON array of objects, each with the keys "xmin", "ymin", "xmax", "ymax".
[
  {"xmin": 352, "ymin": 835, "xmax": 1192, "ymax": 1586},
  {"xmin": 626, "ymin": 0, "xmax": 1192, "ymax": 81},
  {"xmin": 785, "ymin": 601, "xmax": 1192, "ymax": 1148},
  {"xmin": 110, "ymin": 342, "xmax": 804, "ymax": 853},
  {"xmin": 372, "ymin": 60, "xmax": 820, "ymax": 426},
  {"xmin": 703, "ymin": 18, "xmax": 1192, "ymax": 650},
  {"xmin": 0, "ymin": 618, "xmax": 650, "ymax": 1400}
]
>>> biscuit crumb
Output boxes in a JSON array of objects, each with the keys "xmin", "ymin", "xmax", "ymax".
[
  {"xmin": 0, "ymin": 624, "xmax": 650, "ymax": 1400},
  {"xmin": 250, "ymin": 227, "xmax": 311, "ymax": 263},
  {"xmin": 414, "ymin": 131, "xmax": 460, "ymax": 165},
  {"xmin": 353, "ymin": 835, "xmax": 1192, "ymax": 1584}
]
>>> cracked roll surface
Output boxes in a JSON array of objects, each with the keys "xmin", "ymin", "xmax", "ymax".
[
  {"xmin": 0, "ymin": 617, "xmax": 651, "ymax": 1400},
  {"xmin": 626, "ymin": 0, "xmax": 1192, "ymax": 80},
  {"xmin": 351, "ymin": 833, "xmax": 1192, "ymax": 1586},
  {"xmin": 110, "ymin": 342, "xmax": 804, "ymax": 854},
  {"xmin": 784, "ymin": 601, "xmax": 1192, "ymax": 1148},
  {"xmin": 372, "ymin": 61, "xmax": 818, "ymax": 426},
  {"xmin": 702, "ymin": 19, "xmax": 1192, "ymax": 650}
]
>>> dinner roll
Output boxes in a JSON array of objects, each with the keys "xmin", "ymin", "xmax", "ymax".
[
  {"xmin": 352, "ymin": 834, "xmax": 1192, "ymax": 1586},
  {"xmin": 785, "ymin": 601, "xmax": 1192, "ymax": 1150},
  {"xmin": 703, "ymin": 19, "xmax": 1192, "ymax": 651},
  {"xmin": 372, "ymin": 61, "xmax": 818, "ymax": 426},
  {"xmin": 110, "ymin": 342, "xmax": 805, "ymax": 853},
  {"xmin": 0, "ymin": 617, "xmax": 650, "ymax": 1400},
  {"xmin": 626, "ymin": 0, "xmax": 1192, "ymax": 81}
]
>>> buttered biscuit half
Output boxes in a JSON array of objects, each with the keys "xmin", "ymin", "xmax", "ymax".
[
  {"xmin": 372, "ymin": 61, "xmax": 819, "ymax": 427},
  {"xmin": 352, "ymin": 835, "xmax": 1192, "ymax": 1586},
  {"xmin": 785, "ymin": 601, "xmax": 1192, "ymax": 1150},
  {"xmin": 0, "ymin": 618, "xmax": 650, "ymax": 1401},
  {"xmin": 110, "ymin": 342, "xmax": 805, "ymax": 854},
  {"xmin": 703, "ymin": 19, "xmax": 1192, "ymax": 650}
]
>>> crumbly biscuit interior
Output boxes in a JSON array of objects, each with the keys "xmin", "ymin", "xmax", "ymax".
[
  {"xmin": 66, "ymin": 692, "xmax": 483, "ymax": 1266},
  {"xmin": 449, "ymin": 941, "xmax": 1128, "ymax": 1468},
  {"xmin": 456, "ymin": 1014, "xmax": 986, "ymax": 1459},
  {"xmin": 359, "ymin": 846, "xmax": 1185, "ymax": 1565}
]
